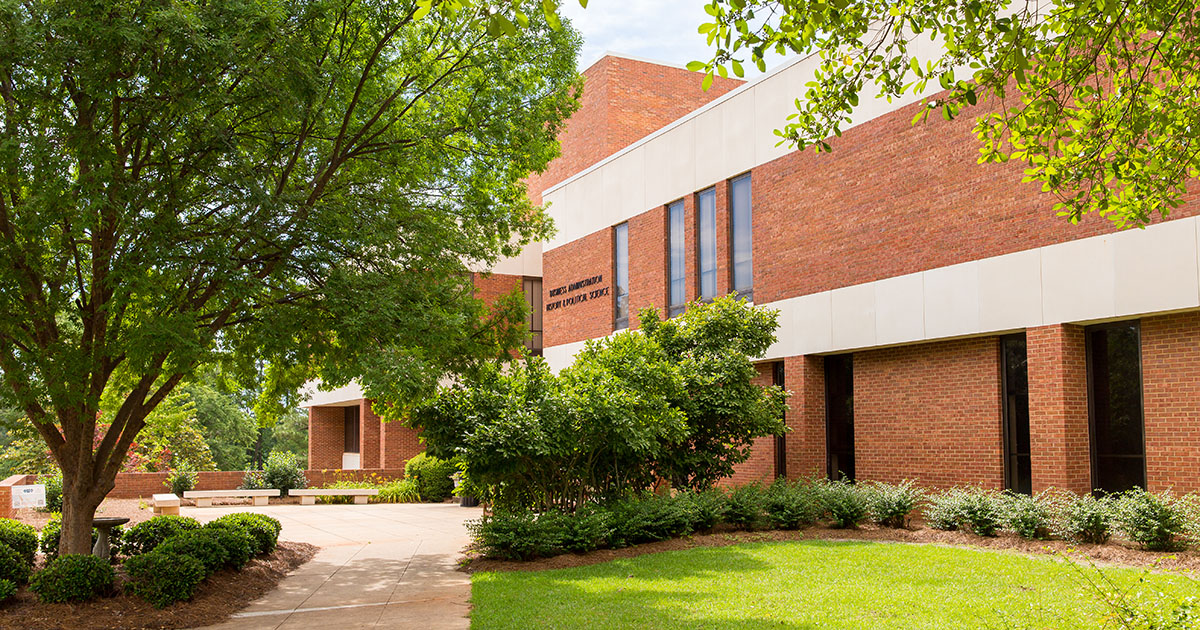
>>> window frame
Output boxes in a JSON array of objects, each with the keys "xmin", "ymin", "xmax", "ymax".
[
  {"xmin": 1000, "ymin": 333, "xmax": 1031, "ymax": 495},
  {"xmin": 613, "ymin": 222, "xmax": 630, "ymax": 330},
  {"xmin": 666, "ymin": 199, "xmax": 686, "ymax": 317},
  {"xmin": 1084, "ymin": 320, "xmax": 1147, "ymax": 494},
  {"xmin": 695, "ymin": 187, "xmax": 718, "ymax": 301},
  {"xmin": 728, "ymin": 172, "xmax": 753, "ymax": 300}
]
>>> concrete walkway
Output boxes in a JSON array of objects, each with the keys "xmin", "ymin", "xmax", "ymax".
[{"xmin": 191, "ymin": 502, "xmax": 483, "ymax": 630}]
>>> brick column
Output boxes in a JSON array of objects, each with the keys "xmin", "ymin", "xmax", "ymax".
[
  {"xmin": 1027, "ymin": 324, "xmax": 1091, "ymax": 494},
  {"xmin": 381, "ymin": 418, "xmax": 424, "ymax": 469},
  {"xmin": 783, "ymin": 355, "xmax": 825, "ymax": 480},
  {"xmin": 1140, "ymin": 312, "xmax": 1200, "ymax": 494},
  {"xmin": 360, "ymin": 400, "xmax": 382, "ymax": 469},
  {"xmin": 307, "ymin": 406, "xmax": 344, "ymax": 470}
]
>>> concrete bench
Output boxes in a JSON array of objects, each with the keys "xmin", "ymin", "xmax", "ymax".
[
  {"xmin": 183, "ymin": 489, "xmax": 280, "ymax": 507},
  {"xmin": 152, "ymin": 493, "xmax": 180, "ymax": 516},
  {"xmin": 289, "ymin": 488, "xmax": 379, "ymax": 505}
]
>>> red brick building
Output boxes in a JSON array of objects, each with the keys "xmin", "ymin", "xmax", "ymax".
[{"xmin": 307, "ymin": 51, "xmax": 1199, "ymax": 496}]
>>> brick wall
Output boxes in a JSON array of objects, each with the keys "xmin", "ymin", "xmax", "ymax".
[
  {"xmin": 1027, "ymin": 324, "xmax": 1091, "ymax": 494},
  {"xmin": 854, "ymin": 337, "xmax": 1004, "ymax": 489},
  {"xmin": 1140, "ymin": 312, "xmax": 1200, "ymax": 493},
  {"xmin": 783, "ymin": 355, "xmax": 826, "ymax": 480},
  {"xmin": 526, "ymin": 56, "xmax": 743, "ymax": 204},
  {"xmin": 376, "ymin": 402, "xmax": 424, "ymax": 469},
  {"xmin": 0, "ymin": 474, "xmax": 37, "ymax": 520},
  {"xmin": 472, "ymin": 272, "xmax": 523, "ymax": 305},
  {"xmin": 308, "ymin": 405, "xmax": 345, "ymax": 470},
  {"xmin": 543, "ymin": 229, "xmax": 615, "ymax": 347},
  {"xmin": 359, "ymin": 398, "xmax": 381, "ymax": 469}
]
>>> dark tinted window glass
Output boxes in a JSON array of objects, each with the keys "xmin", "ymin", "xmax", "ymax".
[
  {"xmin": 1088, "ymin": 323, "xmax": 1145, "ymax": 493},
  {"xmin": 697, "ymin": 188, "xmax": 717, "ymax": 300},
  {"xmin": 614, "ymin": 223, "xmax": 629, "ymax": 329},
  {"xmin": 524, "ymin": 278, "xmax": 543, "ymax": 355},
  {"xmin": 730, "ymin": 174, "xmax": 752, "ymax": 296},
  {"xmin": 825, "ymin": 354, "xmax": 854, "ymax": 481},
  {"xmin": 343, "ymin": 406, "xmax": 360, "ymax": 454},
  {"xmin": 668, "ymin": 200, "xmax": 686, "ymax": 316},
  {"xmin": 1002, "ymin": 335, "xmax": 1031, "ymax": 495}
]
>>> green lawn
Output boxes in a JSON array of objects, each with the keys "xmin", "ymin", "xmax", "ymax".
[{"xmin": 470, "ymin": 540, "xmax": 1194, "ymax": 629}]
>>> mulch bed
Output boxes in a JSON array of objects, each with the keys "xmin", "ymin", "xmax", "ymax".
[
  {"xmin": 0, "ymin": 541, "xmax": 318, "ymax": 630},
  {"xmin": 462, "ymin": 524, "xmax": 1200, "ymax": 575}
]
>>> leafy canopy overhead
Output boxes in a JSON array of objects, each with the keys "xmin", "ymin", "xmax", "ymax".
[{"xmin": 694, "ymin": 0, "xmax": 1200, "ymax": 227}]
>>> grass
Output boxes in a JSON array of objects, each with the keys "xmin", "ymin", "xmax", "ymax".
[{"xmin": 470, "ymin": 541, "xmax": 1195, "ymax": 629}]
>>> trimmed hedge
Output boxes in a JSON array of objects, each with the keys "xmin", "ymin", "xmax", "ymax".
[
  {"xmin": 29, "ymin": 554, "xmax": 113, "ymax": 603},
  {"xmin": 124, "ymin": 515, "xmax": 201, "ymax": 555},
  {"xmin": 205, "ymin": 513, "xmax": 281, "ymax": 555},
  {"xmin": 405, "ymin": 453, "xmax": 457, "ymax": 503},
  {"xmin": 156, "ymin": 531, "xmax": 231, "ymax": 576},
  {"xmin": 197, "ymin": 526, "xmax": 256, "ymax": 570},
  {"xmin": 0, "ymin": 578, "xmax": 13, "ymax": 602},
  {"xmin": 0, "ymin": 543, "xmax": 30, "ymax": 585},
  {"xmin": 0, "ymin": 518, "xmax": 38, "ymax": 566},
  {"xmin": 38, "ymin": 515, "xmax": 126, "ymax": 560},
  {"xmin": 124, "ymin": 551, "xmax": 206, "ymax": 608}
]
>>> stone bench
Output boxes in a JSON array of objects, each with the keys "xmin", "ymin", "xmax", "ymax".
[
  {"xmin": 289, "ymin": 488, "xmax": 380, "ymax": 505},
  {"xmin": 152, "ymin": 493, "xmax": 180, "ymax": 516},
  {"xmin": 183, "ymin": 489, "xmax": 281, "ymax": 507}
]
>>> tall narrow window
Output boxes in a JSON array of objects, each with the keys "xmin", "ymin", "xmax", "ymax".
[
  {"xmin": 343, "ymin": 406, "xmax": 360, "ymax": 454},
  {"xmin": 825, "ymin": 354, "xmax": 854, "ymax": 481},
  {"xmin": 697, "ymin": 188, "xmax": 717, "ymax": 300},
  {"xmin": 1087, "ymin": 322, "xmax": 1145, "ymax": 493},
  {"xmin": 523, "ymin": 277, "xmax": 543, "ymax": 356},
  {"xmin": 613, "ymin": 223, "xmax": 629, "ymax": 330},
  {"xmin": 1002, "ymin": 334, "xmax": 1032, "ymax": 495},
  {"xmin": 667, "ymin": 200, "xmax": 686, "ymax": 317},
  {"xmin": 730, "ymin": 174, "xmax": 753, "ymax": 298},
  {"xmin": 773, "ymin": 362, "xmax": 787, "ymax": 479}
]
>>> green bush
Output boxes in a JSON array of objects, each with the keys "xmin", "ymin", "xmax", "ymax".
[
  {"xmin": 926, "ymin": 488, "xmax": 972, "ymax": 531},
  {"xmin": 1058, "ymin": 493, "xmax": 1115, "ymax": 544},
  {"xmin": 197, "ymin": 525, "xmax": 256, "ymax": 569},
  {"xmin": 124, "ymin": 551, "xmax": 206, "ymax": 608},
  {"xmin": 865, "ymin": 480, "xmax": 924, "ymax": 528},
  {"xmin": 763, "ymin": 479, "xmax": 820, "ymax": 530},
  {"xmin": 28, "ymin": 554, "xmax": 113, "ymax": 603},
  {"xmin": 377, "ymin": 478, "xmax": 421, "ymax": 503},
  {"xmin": 404, "ymin": 453, "xmax": 457, "ymax": 503},
  {"xmin": 261, "ymin": 450, "xmax": 308, "ymax": 493},
  {"xmin": 206, "ymin": 513, "xmax": 281, "ymax": 555},
  {"xmin": 1181, "ymin": 495, "xmax": 1200, "ymax": 546},
  {"xmin": 0, "ymin": 518, "xmax": 38, "ymax": 566},
  {"xmin": 1003, "ymin": 492, "xmax": 1054, "ymax": 539},
  {"xmin": 469, "ymin": 511, "xmax": 560, "ymax": 560},
  {"xmin": 676, "ymin": 488, "xmax": 728, "ymax": 532},
  {"xmin": 41, "ymin": 472, "xmax": 63, "ymax": 513},
  {"xmin": 960, "ymin": 489, "xmax": 1004, "ymax": 537},
  {"xmin": 38, "ymin": 515, "xmax": 124, "ymax": 560},
  {"xmin": 725, "ymin": 483, "xmax": 766, "ymax": 530},
  {"xmin": 0, "ymin": 542, "xmax": 31, "ymax": 585},
  {"xmin": 123, "ymin": 515, "xmax": 202, "ymax": 555},
  {"xmin": 166, "ymin": 468, "xmax": 198, "ymax": 496},
  {"xmin": 239, "ymin": 470, "xmax": 267, "ymax": 490},
  {"xmin": 0, "ymin": 578, "xmax": 14, "ymax": 602},
  {"xmin": 316, "ymin": 479, "xmax": 377, "ymax": 504},
  {"xmin": 558, "ymin": 507, "xmax": 614, "ymax": 554},
  {"xmin": 1115, "ymin": 489, "xmax": 1186, "ymax": 551},
  {"xmin": 819, "ymin": 480, "xmax": 871, "ymax": 529},
  {"xmin": 156, "ymin": 530, "xmax": 231, "ymax": 576},
  {"xmin": 605, "ymin": 494, "xmax": 691, "ymax": 547}
]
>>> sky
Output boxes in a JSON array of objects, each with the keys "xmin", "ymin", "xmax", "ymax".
[{"xmin": 558, "ymin": 0, "xmax": 775, "ymax": 77}]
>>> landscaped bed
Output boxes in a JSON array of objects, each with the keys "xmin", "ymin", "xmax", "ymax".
[{"xmin": 470, "ymin": 539, "xmax": 1198, "ymax": 629}]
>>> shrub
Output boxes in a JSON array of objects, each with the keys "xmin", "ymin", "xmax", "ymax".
[
  {"xmin": 1058, "ymin": 493, "xmax": 1115, "ymax": 544},
  {"xmin": 819, "ymin": 480, "xmax": 871, "ymax": 529},
  {"xmin": 156, "ymin": 531, "xmax": 231, "ymax": 576},
  {"xmin": 240, "ymin": 470, "xmax": 267, "ymax": 490},
  {"xmin": 41, "ymin": 472, "xmax": 63, "ymax": 513},
  {"xmin": 469, "ymin": 511, "xmax": 561, "ymax": 560},
  {"xmin": 377, "ymin": 478, "xmax": 421, "ymax": 503},
  {"xmin": 763, "ymin": 479, "xmax": 820, "ymax": 530},
  {"xmin": 317, "ymin": 479, "xmax": 377, "ymax": 504},
  {"xmin": 0, "ymin": 578, "xmax": 13, "ymax": 602},
  {"xmin": 1181, "ymin": 494, "xmax": 1200, "ymax": 546},
  {"xmin": 123, "ymin": 515, "xmax": 201, "ymax": 555},
  {"xmin": 605, "ymin": 494, "xmax": 691, "ymax": 547},
  {"xmin": 0, "ymin": 518, "xmax": 38, "ymax": 566},
  {"xmin": 961, "ymin": 489, "xmax": 1004, "ymax": 537},
  {"xmin": 0, "ymin": 542, "xmax": 30, "ymax": 585},
  {"xmin": 558, "ymin": 507, "xmax": 614, "ymax": 554},
  {"xmin": 676, "ymin": 488, "xmax": 727, "ymax": 532},
  {"xmin": 724, "ymin": 483, "xmax": 766, "ymax": 530},
  {"xmin": 1003, "ymin": 492, "xmax": 1054, "ymax": 539},
  {"xmin": 260, "ymin": 450, "xmax": 307, "ymax": 493},
  {"xmin": 29, "ymin": 554, "xmax": 113, "ymax": 603},
  {"xmin": 1115, "ymin": 489, "xmax": 1186, "ymax": 551},
  {"xmin": 404, "ymin": 453, "xmax": 457, "ymax": 503},
  {"xmin": 37, "ymin": 515, "xmax": 123, "ymax": 560},
  {"xmin": 166, "ymin": 468, "xmax": 198, "ymax": 496},
  {"xmin": 926, "ymin": 488, "xmax": 972, "ymax": 531},
  {"xmin": 865, "ymin": 480, "xmax": 924, "ymax": 528},
  {"xmin": 124, "ymin": 551, "xmax": 206, "ymax": 608},
  {"xmin": 197, "ymin": 526, "xmax": 256, "ymax": 570},
  {"xmin": 206, "ymin": 513, "xmax": 281, "ymax": 555}
]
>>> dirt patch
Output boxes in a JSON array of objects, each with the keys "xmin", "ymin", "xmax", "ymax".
[
  {"xmin": 0, "ymin": 541, "xmax": 318, "ymax": 630},
  {"xmin": 462, "ymin": 524, "xmax": 1200, "ymax": 575}
]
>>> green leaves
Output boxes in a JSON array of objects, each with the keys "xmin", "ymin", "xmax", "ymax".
[{"xmin": 698, "ymin": 0, "xmax": 1200, "ymax": 227}]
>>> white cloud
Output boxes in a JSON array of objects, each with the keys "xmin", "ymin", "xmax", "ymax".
[{"xmin": 559, "ymin": 0, "xmax": 775, "ymax": 77}]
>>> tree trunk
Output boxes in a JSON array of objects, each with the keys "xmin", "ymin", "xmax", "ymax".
[{"xmin": 59, "ymin": 478, "xmax": 106, "ymax": 556}]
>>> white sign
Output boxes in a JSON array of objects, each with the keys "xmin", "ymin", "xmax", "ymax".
[{"xmin": 11, "ymin": 484, "xmax": 46, "ymax": 509}]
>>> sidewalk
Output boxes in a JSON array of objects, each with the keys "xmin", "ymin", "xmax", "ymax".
[{"xmin": 192, "ymin": 502, "xmax": 482, "ymax": 629}]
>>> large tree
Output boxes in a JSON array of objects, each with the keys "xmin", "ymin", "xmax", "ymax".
[
  {"xmin": 695, "ymin": 0, "xmax": 1200, "ymax": 227},
  {"xmin": 0, "ymin": 0, "xmax": 579, "ymax": 554}
]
